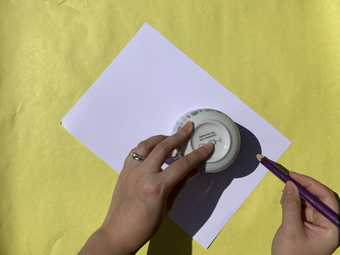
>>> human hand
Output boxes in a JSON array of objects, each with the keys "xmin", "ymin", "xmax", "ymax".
[
  {"xmin": 272, "ymin": 172, "xmax": 339, "ymax": 255},
  {"xmin": 79, "ymin": 122, "xmax": 214, "ymax": 255}
]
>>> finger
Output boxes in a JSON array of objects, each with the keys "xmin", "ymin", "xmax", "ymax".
[
  {"xmin": 304, "ymin": 202, "xmax": 315, "ymax": 223},
  {"xmin": 301, "ymin": 199, "xmax": 329, "ymax": 228},
  {"xmin": 136, "ymin": 135, "xmax": 168, "ymax": 157},
  {"xmin": 162, "ymin": 143, "xmax": 214, "ymax": 190},
  {"xmin": 281, "ymin": 181, "xmax": 304, "ymax": 233},
  {"xmin": 290, "ymin": 172, "xmax": 339, "ymax": 213},
  {"xmin": 124, "ymin": 135, "xmax": 167, "ymax": 168},
  {"xmin": 290, "ymin": 172, "xmax": 340, "ymax": 228},
  {"xmin": 145, "ymin": 122, "xmax": 193, "ymax": 168}
]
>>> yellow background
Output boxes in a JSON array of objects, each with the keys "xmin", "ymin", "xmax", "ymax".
[{"xmin": 0, "ymin": 0, "xmax": 339, "ymax": 254}]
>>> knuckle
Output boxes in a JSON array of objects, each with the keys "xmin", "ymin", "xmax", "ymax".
[
  {"xmin": 168, "ymin": 133, "xmax": 182, "ymax": 145},
  {"xmin": 284, "ymin": 197, "xmax": 300, "ymax": 209},
  {"xmin": 137, "ymin": 143, "xmax": 149, "ymax": 153},
  {"xmin": 137, "ymin": 140, "xmax": 151, "ymax": 149},
  {"xmin": 327, "ymin": 190, "xmax": 338, "ymax": 202},
  {"xmin": 176, "ymin": 158, "xmax": 191, "ymax": 170},
  {"xmin": 154, "ymin": 135, "xmax": 167, "ymax": 140},
  {"xmin": 156, "ymin": 142, "xmax": 171, "ymax": 154},
  {"xmin": 141, "ymin": 181, "xmax": 164, "ymax": 197}
]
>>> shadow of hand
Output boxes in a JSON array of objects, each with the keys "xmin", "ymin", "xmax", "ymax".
[{"xmin": 147, "ymin": 124, "xmax": 262, "ymax": 254}]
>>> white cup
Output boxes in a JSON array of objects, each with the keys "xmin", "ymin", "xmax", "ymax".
[{"xmin": 173, "ymin": 109, "xmax": 241, "ymax": 173}]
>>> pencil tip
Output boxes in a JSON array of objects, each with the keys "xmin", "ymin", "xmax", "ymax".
[{"xmin": 256, "ymin": 154, "xmax": 264, "ymax": 161}]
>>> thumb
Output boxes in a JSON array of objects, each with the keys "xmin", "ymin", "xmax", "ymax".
[{"xmin": 281, "ymin": 181, "xmax": 304, "ymax": 232}]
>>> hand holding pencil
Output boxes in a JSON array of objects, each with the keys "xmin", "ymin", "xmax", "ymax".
[{"xmin": 257, "ymin": 155, "xmax": 340, "ymax": 255}]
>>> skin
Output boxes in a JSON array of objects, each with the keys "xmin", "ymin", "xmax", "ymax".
[
  {"xmin": 272, "ymin": 173, "xmax": 339, "ymax": 255},
  {"xmin": 79, "ymin": 122, "xmax": 214, "ymax": 255},
  {"xmin": 79, "ymin": 122, "xmax": 339, "ymax": 255}
]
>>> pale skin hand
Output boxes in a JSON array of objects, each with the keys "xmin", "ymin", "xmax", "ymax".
[
  {"xmin": 79, "ymin": 122, "xmax": 339, "ymax": 255},
  {"xmin": 79, "ymin": 122, "xmax": 214, "ymax": 255},
  {"xmin": 272, "ymin": 172, "xmax": 340, "ymax": 255}
]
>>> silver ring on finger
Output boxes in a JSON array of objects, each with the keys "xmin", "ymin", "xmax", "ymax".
[{"xmin": 131, "ymin": 152, "xmax": 145, "ymax": 161}]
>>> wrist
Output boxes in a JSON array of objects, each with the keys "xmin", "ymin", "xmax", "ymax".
[
  {"xmin": 99, "ymin": 225, "xmax": 135, "ymax": 255},
  {"xmin": 79, "ymin": 227, "xmax": 132, "ymax": 255}
]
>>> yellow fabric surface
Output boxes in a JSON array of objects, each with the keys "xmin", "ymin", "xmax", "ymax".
[{"xmin": 0, "ymin": 0, "xmax": 339, "ymax": 254}]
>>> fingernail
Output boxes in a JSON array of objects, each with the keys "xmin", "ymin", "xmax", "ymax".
[
  {"xmin": 180, "ymin": 121, "xmax": 193, "ymax": 133},
  {"xmin": 285, "ymin": 181, "xmax": 295, "ymax": 195}
]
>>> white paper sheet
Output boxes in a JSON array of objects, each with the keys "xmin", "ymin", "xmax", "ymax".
[{"xmin": 61, "ymin": 23, "xmax": 290, "ymax": 248}]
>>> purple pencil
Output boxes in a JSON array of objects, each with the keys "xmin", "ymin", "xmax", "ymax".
[{"xmin": 256, "ymin": 154, "xmax": 340, "ymax": 228}]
